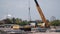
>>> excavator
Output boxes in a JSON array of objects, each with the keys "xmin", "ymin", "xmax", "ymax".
[{"xmin": 34, "ymin": 0, "xmax": 50, "ymax": 28}]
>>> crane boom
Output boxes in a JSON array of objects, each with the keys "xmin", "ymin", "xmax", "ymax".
[{"xmin": 34, "ymin": 0, "xmax": 49, "ymax": 28}]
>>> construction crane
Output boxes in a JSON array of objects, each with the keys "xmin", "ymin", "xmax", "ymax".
[{"xmin": 34, "ymin": 0, "xmax": 49, "ymax": 28}]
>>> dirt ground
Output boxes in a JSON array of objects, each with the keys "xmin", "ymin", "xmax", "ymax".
[{"xmin": 30, "ymin": 32, "xmax": 60, "ymax": 34}]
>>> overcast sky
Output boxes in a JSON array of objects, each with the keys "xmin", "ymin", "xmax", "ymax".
[{"xmin": 0, "ymin": 0, "xmax": 60, "ymax": 21}]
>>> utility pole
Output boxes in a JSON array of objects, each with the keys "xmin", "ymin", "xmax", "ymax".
[{"xmin": 28, "ymin": 0, "xmax": 31, "ymax": 21}]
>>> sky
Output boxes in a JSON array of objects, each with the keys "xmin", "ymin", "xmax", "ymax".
[{"xmin": 0, "ymin": 0, "xmax": 60, "ymax": 21}]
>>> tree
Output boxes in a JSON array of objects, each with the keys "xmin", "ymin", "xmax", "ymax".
[
  {"xmin": 3, "ymin": 18, "xmax": 12, "ymax": 24},
  {"xmin": 12, "ymin": 17, "xmax": 16, "ymax": 24},
  {"xmin": 50, "ymin": 16, "xmax": 56, "ymax": 21},
  {"xmin": 15, "ymin": 18, "xmax": 22, "ymax": 24},
  {"xmin": 19, "ymin": 20, "xmax": 28, "ymax": 26},
  {"xmin": 51, "ymin": 20, "xmax": 60, "ymax": 26}
]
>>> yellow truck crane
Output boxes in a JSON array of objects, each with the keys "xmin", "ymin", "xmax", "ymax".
[{"xmin": 34, "ymin": 0, "xmax": 49, "ymax": 28}]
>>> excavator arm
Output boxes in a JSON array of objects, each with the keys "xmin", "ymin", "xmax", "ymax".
[{"xmin": 34, "ymin": 0, "xmax": 49, "ymax": 28}]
